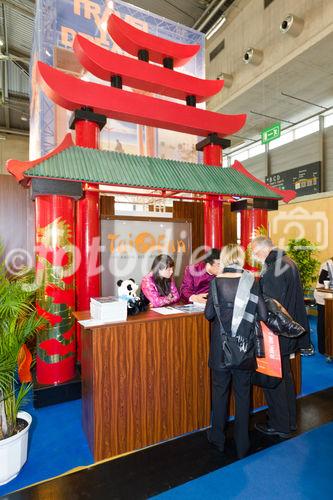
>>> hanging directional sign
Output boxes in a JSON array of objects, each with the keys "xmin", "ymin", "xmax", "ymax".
[
  {"xmin": 265, "ymin": 162, "xmax": 321, "ymax": 197},
  {"xmin": 261, "ymin": 123, "xmax": 281, "ymax": 144}
]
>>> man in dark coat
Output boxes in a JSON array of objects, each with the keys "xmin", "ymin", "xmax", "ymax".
[{"xmin": 251, "ymin": 236, "xmax": 310, "ymax": 438}]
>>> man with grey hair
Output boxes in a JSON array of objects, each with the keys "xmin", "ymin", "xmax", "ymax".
[{"xmin": 251, "ymin": 236, "xmax": 310, "ymax": 438}]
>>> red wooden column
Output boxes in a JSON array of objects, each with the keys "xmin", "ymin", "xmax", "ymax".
[
  {"xmin": 69, "ymin": 108, "xmax": 106, "ymax": 361},
  {"xmin": 197, "ymin": 135, "xmax": 231, "ymax": 249},
  {"xmin": 240, "ymin": 208, "xmax": 268, "ymax": 271},
  {"xmin": 230, "ymin": 199, "xmax": 276, "ymax": 271}
]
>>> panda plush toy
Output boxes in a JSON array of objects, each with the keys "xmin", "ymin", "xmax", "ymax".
[{"xmin": 116, "ymin": 278, "xmax": 148, "ymax": 316}]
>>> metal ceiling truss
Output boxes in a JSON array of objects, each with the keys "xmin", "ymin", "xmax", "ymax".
[
  {"xmin": 0, "ymin": 0, "xmax": 34, "ymax": 19},
  {"xmin": 1, "ymin": 2, "xmax": 9, "ymax": 128},
  {"xmin": 0, "ymin": 2, "xmax": 33, "ymax": 132}
]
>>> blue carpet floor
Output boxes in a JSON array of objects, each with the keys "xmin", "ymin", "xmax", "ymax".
[
  {"xmin": 0, "ymin": 399, "xmax": 93, "ymax": 497},
  {"xmin": 154, "ymin": 422, "xmax": 333, "ymax": 499},
  {"xmin": 301, "ymin": 316, "xmax": 333, "ymax": 396},
  {"xmin": 0, "ymin": 316, "xmax": 332, "ymax": 497}
]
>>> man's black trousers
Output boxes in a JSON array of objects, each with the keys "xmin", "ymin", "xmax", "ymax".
[{"xmin": 263, "ymin": 355, "xmax": 296, "ymax": 433}]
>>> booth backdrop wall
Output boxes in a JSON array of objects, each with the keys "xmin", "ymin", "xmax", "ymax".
[
  {"xmin": 269, "ymin": 192, "xmax": 333, "ymax": 262},
  {"xmin": 0, "ymin": 175, "xmax": 35, "ymax": 265}
]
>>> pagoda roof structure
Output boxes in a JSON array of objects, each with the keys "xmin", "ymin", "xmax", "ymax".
[
  {"xmin": 7, "ymin": 12, "xmax": 295, "ymax": 204},
  {"xmin": 7, "ymin": 143, "xmax": 281, "ymax": 201},
  {"xmin": 35, "ymin": 14, "xmax": 246, "ymax": 139}
]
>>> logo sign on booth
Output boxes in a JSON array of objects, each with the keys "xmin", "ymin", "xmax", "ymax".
[{"xmin": 100, "ymin": 219, "xmax": 192, "ymax": 296}]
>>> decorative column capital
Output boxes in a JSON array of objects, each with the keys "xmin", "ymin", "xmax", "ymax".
[
  {"xmin": 69, "ymin": 108, "xmax": 107, "ymax": 131},
  {"xmin": 196, "ymin": 133, "xmax": 231, "ymax": 152},
  {"xmin": 230, "ymin": 198, "xmax": 278, "ymax": 211}
]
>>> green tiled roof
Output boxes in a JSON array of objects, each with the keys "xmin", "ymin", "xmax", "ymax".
[{"xmin": 25, "ymin": 146, "xmax": 280, "ymax": 199}]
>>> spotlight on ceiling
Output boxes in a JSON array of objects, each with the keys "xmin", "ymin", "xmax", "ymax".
[
  {"xmin": 280, "ymin": 14, "xmax": 304, "ymax": 36},
  {"xmin": 21, "ymin": 116, "xmax": 28, "ymax": 122},
  {"xmin": 217, "ymin": 72, "xmax": 233, "ymax": 88},
  {"xmin": 242, "ymin": 48, "xmax": 263, "ymax": 65},
  {"xmin": 206, "ymin": 16, "xmax": 226, "ymax": 40}
]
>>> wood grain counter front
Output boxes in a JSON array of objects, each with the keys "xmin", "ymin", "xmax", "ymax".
[{"xmin": 75, "ymin": 310, "xmax": 301, "ymax": 461}]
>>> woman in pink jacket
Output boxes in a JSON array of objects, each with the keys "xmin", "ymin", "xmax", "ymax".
[{"xmin": 141, "ymin": 254, "xmax": 180, "ymax": 307}]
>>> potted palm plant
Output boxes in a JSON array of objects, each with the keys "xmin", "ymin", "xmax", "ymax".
[
  {"xmin": 287, "ymin": 238, "xmax": 320, "ymax": 293},
  {"xmin": 0, "ymin": 250, "xmax": 43, "ymax": 485}
]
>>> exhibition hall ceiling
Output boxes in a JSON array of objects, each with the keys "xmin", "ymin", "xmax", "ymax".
[{"xmin": 218, "ymin": 31, "xmax": 333, "ymax": 148}]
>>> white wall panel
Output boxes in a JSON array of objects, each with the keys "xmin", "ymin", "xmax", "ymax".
[
  {"xmin": 241, "ymin": 153, "xmax": 266, "ymax": 180},
  {"xmin": 269, "ymin": 133, "xmax": 320, "ymax": 174}
]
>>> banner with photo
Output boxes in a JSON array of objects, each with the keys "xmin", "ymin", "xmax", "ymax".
[{"xmin": 30, "ymin": 0, "xmax": 205, "ymax": 161}]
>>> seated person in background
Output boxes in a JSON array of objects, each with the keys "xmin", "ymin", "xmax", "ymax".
[
  {"xmin": 180, "ymin": 248, "xmax": 221, "ymax": 304},
  {"xmin": 141, "ymin": 254, "xmax": 180, "ymax": 307},
  {"xmin": 314, "ymin": 257, "xmax": 333, "ymax": 356}
]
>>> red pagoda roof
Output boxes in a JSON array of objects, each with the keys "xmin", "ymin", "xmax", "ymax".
[
  {"xmin": 108, "ymin": 14, "xmax": 200, "ymax": 67},
  {"xmin": 231, "ymin": 161, "xmax": 296, "ymax": 203},
  {"xmin": 74, "ymin": 34, "xmax": 223, "ymax": 103},
  {"xmin": 36, "ymin": 62, "xmax": 246, "ymax": 138}
]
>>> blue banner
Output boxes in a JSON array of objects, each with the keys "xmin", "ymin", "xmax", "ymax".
[{"xmin": 30, "ymin": 0, "xmax": 205, "ymax": 161}]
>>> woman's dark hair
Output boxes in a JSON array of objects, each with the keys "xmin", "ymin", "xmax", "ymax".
[
  {"xmin": 151, "ymin": 254, "xmax": 175, "ymax": 296},
  {"xmin": 204, "ymin": 248, "xmax": 221, "ymax": 265}
]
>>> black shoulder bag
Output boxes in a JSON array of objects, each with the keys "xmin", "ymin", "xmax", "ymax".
[{"xmin": 211, "ymin": 280, "xmax": 255, "ymax": 369}]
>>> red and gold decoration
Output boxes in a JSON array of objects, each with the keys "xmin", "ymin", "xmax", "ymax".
[{"xmin": 35, "ymin": 196, "xmax": 76, "ymax": 384}]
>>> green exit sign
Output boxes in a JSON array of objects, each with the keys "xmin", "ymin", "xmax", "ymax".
[{"xmin": 261, "ymin": 123, "xmax": 281, "ymax": 144}]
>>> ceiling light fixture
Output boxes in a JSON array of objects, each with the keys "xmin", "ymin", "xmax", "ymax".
[
  {"xmin": 21, "ymin": 116, "xmax": 28, "ymax": 122},
  {"xmin": 243, "ymin": 48, "xmax": 263, "ymax": 65},
  {"xmin": 206, "ymin": 16, "xmax": 226, "ymax": 40},
  {"xmin": 217, "ymin": 72, "xmax": 233, "ymax": 87},
  {"xmin": 0, "ymin": 40, "xmax": 4, "ymax": 47},
  {"xmin": 280, "ymin": 14, "xmax": 304, "ymax": 37}
]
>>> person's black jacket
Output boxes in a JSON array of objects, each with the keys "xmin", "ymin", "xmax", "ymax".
[
  {"xmin": 260, "ymin": 249, "xmax": 310, "ymax": 355},
  {"xmin": 205, "ymin": 276, "xmax": 267, "ymax": 371}
]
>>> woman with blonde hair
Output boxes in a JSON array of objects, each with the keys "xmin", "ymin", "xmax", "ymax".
[{"xmin": 205, "ymin": 244, "xmax": 267, "ymax": 458}]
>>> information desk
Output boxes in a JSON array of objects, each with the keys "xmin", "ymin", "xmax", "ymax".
[{"xmin": 75, "ymin": 310, "xmax": 301, "ymax": 462}]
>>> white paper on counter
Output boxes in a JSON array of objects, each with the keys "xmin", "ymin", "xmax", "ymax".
[
  {"xmin": 78, "ymin": 319, "xmax": 111, "ymax": 327},
  {"xmin": 151, "ymin": 307, "xmax": 180, "ymax": 315}
]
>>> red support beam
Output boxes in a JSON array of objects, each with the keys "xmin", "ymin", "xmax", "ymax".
[
  {"xmin": 36, "ymin": 62, "xmax": 246, "ymax": 139},
  {"xmin": 71, "ymin": 110, "xmax": 106, "ymax": 361},
  {"xmin": 241, "ymin": 208, "xmax": 268, "ymax": 271},
  {"xmin": 74, "ymin": 35, "xmax": 223, "ymax": 103},
  {"xmin": 197, "ymin": 135, "xmax": 231, "ymax": 249}
]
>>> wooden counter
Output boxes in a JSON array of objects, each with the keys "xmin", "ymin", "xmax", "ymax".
[{"xmin": 75, "ymin": 310, "xmax": 301, "ymax": 461}]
